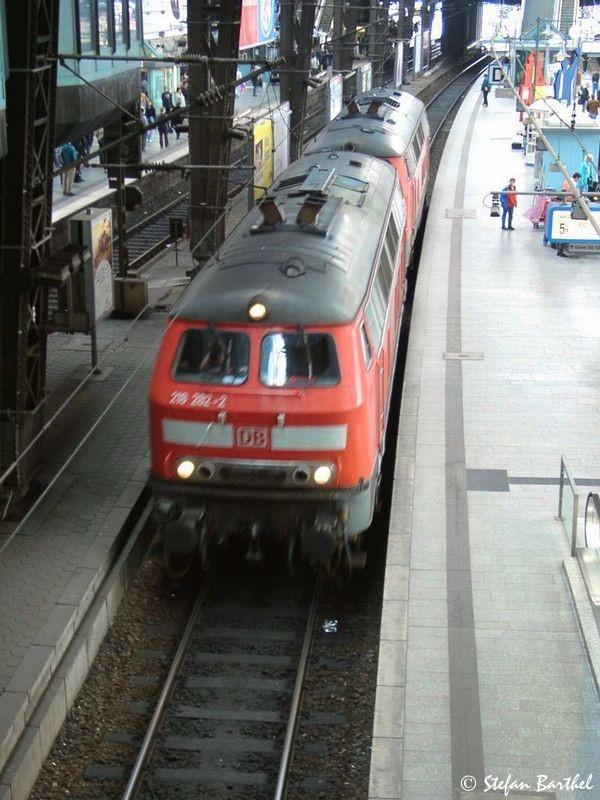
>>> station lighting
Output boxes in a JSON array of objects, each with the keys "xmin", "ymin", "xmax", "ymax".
[
  {"xmin": 176, "ymin": 459, "xmax": 196, "ymax": 480},
  {"xmin": 313, "ymin": 465, "xmax": 333, "ymax": 485},
  {"xmin": 248, "ymin": 301, "xmax": 267, "ymax": 321}
]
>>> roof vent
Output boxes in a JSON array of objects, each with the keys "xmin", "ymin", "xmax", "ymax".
[
  {"xmin": 257, "ymin": 196, "xmax": 286, "ymax": 226},
  {"xmin": 367, "ymin": 98, "xmax": 386, "ymax": 117},
  {"xmin": 346, "ymin": 98, "xmax": 361, "ymax": 116},
  {"xmin": 296, "ymin": 195, "xmax": 327, "ymax": 226}
]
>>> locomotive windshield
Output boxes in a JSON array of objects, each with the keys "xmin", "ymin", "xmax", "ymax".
[
  {"xmin": 173, "ymin": 329, "xmax": 249, "ymax": 385},
  {"xmin": 260, "ymin": 332, "xmax": 340, "ymax": 388}
]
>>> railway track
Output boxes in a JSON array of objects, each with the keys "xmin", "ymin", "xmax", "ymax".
[
  {"xmin": 79, "ymin": 573, "xmax": 333, "ymax": 800},
  {"xmin": 425, "ymin": 55, "xmax": 489, "ymax": 184}
]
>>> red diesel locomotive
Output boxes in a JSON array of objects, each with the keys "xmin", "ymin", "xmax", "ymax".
[{"xmin": 149, "ymin": 89, "xmax": 429, "ymax": 577}]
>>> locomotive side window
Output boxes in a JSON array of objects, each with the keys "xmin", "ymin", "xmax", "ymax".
[
  {"xmin": 414, "ymin": 124, "xmax": 424, "ymax": 150},
  {"xmin": 377, "ymin": 248, "xmax": 393, "ymax": 298},
  {"xmin": 260, "ymin": 333, "xmax": 340, "ymax": 387},
  {"xmin": 173, "ymin": 329, "xmax": 249, "ymax": 386},
  {"xmin": 365, "ymin": 295, "xmax": 383, "ymax": 346},
  {"xmin": 410, "ymin": 137, "xmax": 421, "ymax": 168},
  {"xmin": 360, "ymin": 323, "xmax": 373, "ymax": 369},
  {"xmin": 385, "ymin": 213, "xmax": 400, "ymax": 261},
  {"xmin": 405, "ymin": 146, "xmax": 417, "ymax": 177}
]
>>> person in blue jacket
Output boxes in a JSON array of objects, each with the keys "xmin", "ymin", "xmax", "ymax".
[
  {"xmin": 60, "ymin": 141, "xmax": 78, "ymax": 196},
  {"xmin": 578, "ymin": 154, "xmax": 598, "ymax": 192},
  {"xmin": 500, "ymin": 177, "xmax": 517, "ymax": 230}
]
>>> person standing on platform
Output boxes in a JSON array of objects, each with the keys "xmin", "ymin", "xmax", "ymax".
[
  {"xmin": 161, "ymin": 90, "xmax": 174, "ymax": 131},
  {"xmin": 578, "ymin": 154, "xmax": 598, "ymax": 192},
  {"xmin": 500, "ymin": 177, "xmax": 517, "ymax": 230},
  {"xmin": 587, "ymin": 96, "xmax": 599, "ymax": 119},
  {"xmin": 560, "ymin": 172, "xmax": 580, "ymax": 202},
  {"xmin": 157, "ymin": 108, "xmax": 169, "ymax": 149},
  {"xmin": 173, "ymin": 87, "xmax": 186, "ymax": 137},
  {"xmin": 60, "ymin": 141, "xmax": 77, "ymax": 196},
  {"xmin": 481, "ymin": 76, "xmax": 491, "ymax": 106},
  {"xmin": 592, "ymin": 71, "xmax": 599, "ymax": 99}
]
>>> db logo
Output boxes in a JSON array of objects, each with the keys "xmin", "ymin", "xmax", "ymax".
[{"xmin": 236, "ymin": 426, "xmax": 269, "ymax": 449}]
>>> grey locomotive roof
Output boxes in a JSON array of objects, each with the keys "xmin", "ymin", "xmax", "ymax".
[
  {"xmin": 305, "ymin": 86, "xmax": 426, "ymax": 159},
  {"xmin": 173, "ymin": 152, "xmax": 397, "ymax": 326}
]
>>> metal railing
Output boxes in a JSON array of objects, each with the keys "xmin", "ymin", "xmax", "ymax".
[
  {"xmin": 557, "ymin": 456, "xmax": 580, "ymax": 557},
  {"xmin": 585, "ymin": 492, "xmax": 600, "ymax": 549}
]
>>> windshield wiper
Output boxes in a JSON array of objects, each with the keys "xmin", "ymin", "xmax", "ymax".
[{"xmin": 297, "ymin": 325, "xmax": 313, "ymax": 382}]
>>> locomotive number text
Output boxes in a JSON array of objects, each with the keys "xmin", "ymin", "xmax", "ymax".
[{"xmin": 168, "ymin": 391, "xmax": 227, "ymax": 409}]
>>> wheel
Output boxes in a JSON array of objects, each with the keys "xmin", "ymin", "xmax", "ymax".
[
  {"xmin": 325, "ymin": 541, "xmax": 353, "ymax": 587},
  {"xmin": 198, "ymin": 522, "xmax": 213, "ymax": 572},
  {"xmin": 287, "ymin": 533, "xmax": 302, "ymax": 576},
  {"xmin": 163, "ymin": 540, "xmax": 194, "ymax": 582}
]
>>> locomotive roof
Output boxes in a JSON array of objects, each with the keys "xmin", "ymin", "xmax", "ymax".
[
  {"xmin": 305, "ymin": 86, "xmax": 426, "ymax": 159},
  {"xmin": 173, "ymin": 152, "xmax": 397, "ymax": 326}
]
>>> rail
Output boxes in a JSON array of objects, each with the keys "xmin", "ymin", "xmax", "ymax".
[
  {"xmin": 121, "ymin": 580, "xmax": 211, "ymax": 800},
  {"xmin": 557, "ymin": 456, "xmax": 580, "ymax": 557},
  {"xmin": 273, "ymin": 578, "xmax": 321, "ymax": 800},
  {"xmin": 425, "ymin": 54, "xmax": 489, "ymax": 141}
]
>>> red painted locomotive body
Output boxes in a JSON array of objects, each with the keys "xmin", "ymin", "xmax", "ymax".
[{"xmin": 149, "ymin": 89, "xmax": 429, "ymax": 574}]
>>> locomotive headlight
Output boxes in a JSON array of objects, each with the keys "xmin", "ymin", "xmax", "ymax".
[
  {"xmin": 313, "ymin": 465, "xmax": 333, "ymax": 485},
  {"xmin": 176, "ymin": 459, "xmax": 196, "ymax": 480},
  {"xmin": 248, "ymin": 300, "xmax": 267, "ymax": 321}
]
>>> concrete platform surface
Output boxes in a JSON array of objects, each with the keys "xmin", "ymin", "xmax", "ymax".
[
  {"xmin": 369, "ymin": 86, "xmax": 600, "ymax": 800},
  {"xmin": 0, "ymin": 253, "xmax": 189, "ymax": 797}
]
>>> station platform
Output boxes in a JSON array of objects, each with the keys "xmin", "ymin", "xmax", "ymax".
[
  {"xmin": 0, "ymin": 254, "xmax": 190, "ymax": 799},
  {"xmin": 52, "ymin": 84, "xmax": 281, "ymax": 225},
  {"xmin": 370, "ymin": 86, "xmax": 600, "ymax": 800}
]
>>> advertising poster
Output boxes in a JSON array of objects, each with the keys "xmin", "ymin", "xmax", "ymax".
[
  {"xmin": 272, "ymin": 102, "xmax": 290, "ymax": 180},
  {"xmin": 422, "ymin": 29, "xmax": 430, "ymax": 71},
  {"xmin": 253, "ymin": 117, "xmax": 274, "ymax": 200},
  {"xmin": 329, "ymin": 74, "xmax": 343, "ymax": 122},
  {"xmin": 90, "ymin": 209, "xmax": 114, "ymax": 321},
  {"xmin": 239, "ymin": 0, "xmax": 276, "ymax": 50}
]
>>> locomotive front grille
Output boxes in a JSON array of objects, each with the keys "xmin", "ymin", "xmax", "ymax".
[{"xmin": 218, "ymin": 463, "xmax": 288, "ymax": 487}]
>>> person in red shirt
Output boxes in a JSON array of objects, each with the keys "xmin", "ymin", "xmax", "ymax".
[{"xmin": 500, "ymin": 177, "xmax": 517, "ymax": 230}]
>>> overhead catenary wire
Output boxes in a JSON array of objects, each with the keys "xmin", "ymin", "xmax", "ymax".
[{"xmin": 0, "ymin": 189, "xmax": 245, "ymax": 522}]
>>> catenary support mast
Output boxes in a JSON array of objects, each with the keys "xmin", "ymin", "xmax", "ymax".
[
  {"xmin": 280, "ymin": 0, "xmax": 318, "ymax": 162},
  {"xmin": 0, "ymin": 0, "xmax": 59, "ymax": 497},
  {"xmin": 188, "ymin": 0, "xmax": 243, "ymax": 266}
]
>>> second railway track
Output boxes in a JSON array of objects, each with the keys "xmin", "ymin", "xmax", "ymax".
[{"xmin": 107, "ymin": 55, "xmax": 487, "ymax": 275}]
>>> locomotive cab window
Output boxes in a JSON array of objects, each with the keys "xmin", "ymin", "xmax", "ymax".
[
  {"xmin": 173, "ymin": 329, "xmax": 249, "ymax": 386},
  {"xmin": 261, "ymin": 332, "xmax": 340, "ymax": 387}
]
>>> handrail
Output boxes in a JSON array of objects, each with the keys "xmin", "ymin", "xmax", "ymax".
[{"xmin": 557, "ymin": 456, "xmax": 579, "ymax": 557}]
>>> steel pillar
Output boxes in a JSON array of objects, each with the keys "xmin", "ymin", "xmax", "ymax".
[
  {"xmin": 333, "ymin": 0, "xmax": 357, "ymax": 74},
  {"xmin": 0, "ymin": 0, "xmax": 59, "ymax": 496},
  {"xmin": 187, "ymin": 0, "xmax": 243, "ymax": 265},
  {"xmin": 280, "ymin": 0, "xmax": 318, "ymax": 162}
]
